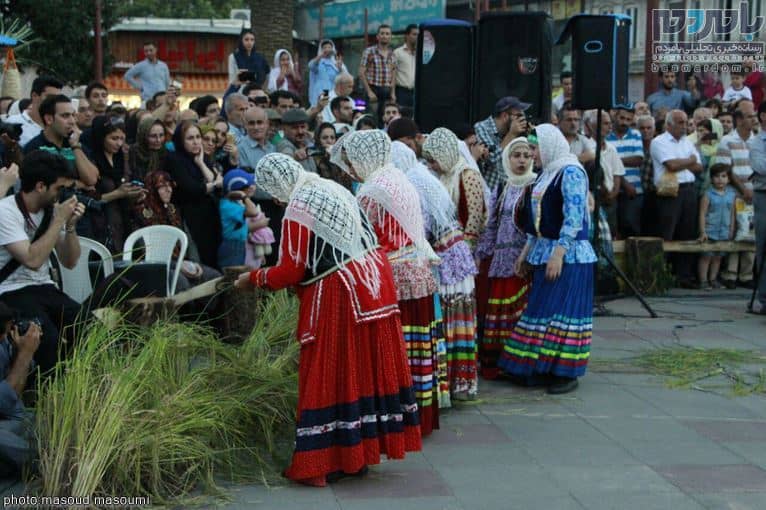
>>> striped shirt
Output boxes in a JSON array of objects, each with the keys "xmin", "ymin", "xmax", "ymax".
[
  {"xmin": 607, "ymin": 128, "xmax": 644, "ymax": 194},
  {"xmin": 715, "ymin": 130, "xmax": 752, "ymax": 180}
]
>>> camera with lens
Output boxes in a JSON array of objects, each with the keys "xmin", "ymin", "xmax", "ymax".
[
  {"xmin": 15, "ymin": 317, "xmax": 41, "ymax": 336},
  {"xmin": 0, "ymin": 121, "xmax": 23, "ymax": 141},
  {"xmin": 307, "ymin": 147, "xmax": 326, "ymax": 158},
  {"xmin": 58, "ymin": 185, "xmax": 106, "ymax": 212}
]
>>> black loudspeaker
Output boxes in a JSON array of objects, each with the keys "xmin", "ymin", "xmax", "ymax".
[
  {"xmin": 473, "ymin": 12, "xmax": 552, "ymax": 125},
  {"xmin": 557, "ymin": 14, "xmax": 631, "ymax": 109},
  {"xmin": 415, "ymin": 20, "xmax": 473, "ymax": 133}
]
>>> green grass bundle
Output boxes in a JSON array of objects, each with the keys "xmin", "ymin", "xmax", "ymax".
[{"xmin": 32, "ymin": 291, "xmax": 299, "ymax": 504}]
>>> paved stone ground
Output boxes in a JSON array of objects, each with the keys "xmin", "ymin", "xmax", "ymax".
[{"xmin": 3, "ymin": 289, "xmax": 765, "ymax": 509}]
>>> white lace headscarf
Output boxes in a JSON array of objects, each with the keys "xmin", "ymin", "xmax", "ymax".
[
  {"xmin": 501, "ymin": 136, "xmax": 536, "ymax": 188},
  {"xmin": 341, "ymin": 130, "xmax": 438, "ymax": 262},
  {"xmin": 530, "ymin": 124, "xmax": 588, "ymax": 225},
  {"xmin": 391, "ymin": 140, "xmax": 458, "ymax": 242},
  {"xmin": 422, "ymin": 127, "xmax": 490, "ymax": 207},
  {"xmin": 255, "ymin": 153, "xmax": 381, "ymax": 296}
]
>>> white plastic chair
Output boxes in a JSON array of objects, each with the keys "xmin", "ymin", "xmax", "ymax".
[
  {"xmin": 56, "ymin": 237, "xmax": 114, "ymax": 304},
  {"xmin": 122, "ymin": 225, "xmax": 188, "ymax": 297}
]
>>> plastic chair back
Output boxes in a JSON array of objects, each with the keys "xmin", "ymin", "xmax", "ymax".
[
  {"xmin": 122, "ymin": 225, "xmax": 188, "ymax": 296},
  {"xmin": 56, "ymin": 237, "xmax": 114, "ymax": 304}
]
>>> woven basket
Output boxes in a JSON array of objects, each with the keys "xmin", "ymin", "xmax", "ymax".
[{"xmin": 1, "ymin": 48, "xmax": 22, "ymax": 100}]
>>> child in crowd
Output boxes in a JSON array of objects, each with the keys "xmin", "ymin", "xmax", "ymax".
[
  {"xmin": 697, "ymin": 164, "xmax": 736, "ymax": 290},
  {"xmin": 218, "ymin": 169, "xmax": 273, "ymax": 269},
  {"xmin": 722, "ymin": 71, "xmax": 753, "ymax": 105}
]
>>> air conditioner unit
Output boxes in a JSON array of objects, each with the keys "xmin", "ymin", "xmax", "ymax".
[{"xmin": 230, "ymin": 9, "xmax": 251, "ymax": 25}]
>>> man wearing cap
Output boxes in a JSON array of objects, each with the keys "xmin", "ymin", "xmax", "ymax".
[
  {"xmin": 265, "ymin": 108, "xmax": 283, "ymax": 145},
  {"xmin": 277, "ymin": 109, "xmax": 318, "ymax": 173},
  {"xmin": 473, "ymin": 96, "xmax": 530, "ymax": 192}
]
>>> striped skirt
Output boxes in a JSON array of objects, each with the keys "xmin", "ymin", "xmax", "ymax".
[
  {"xmin": 400, "ymin": 295, "xmax": 440, "ymax": 436},
  {"xmin": 440, "ymin": 276, "xmax": 479, "ymax": 399},
  {"xmin": 433, "ymin": 293, "xmax": 451, "ymax": 409},
  {"xmin": 498, "ymin": 263, "xmax": 593, "ymax": 379},
  {"xmin": 480, "ymin": 275, "xmax": 529, "ymax": 380}
]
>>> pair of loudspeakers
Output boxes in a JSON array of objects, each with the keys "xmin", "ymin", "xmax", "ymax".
[{"xmin": 414, "ymin": 13, "xmax": 631, "ymax": 133}]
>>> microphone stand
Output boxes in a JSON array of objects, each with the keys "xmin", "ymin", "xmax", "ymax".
[{"xmin": 591, "ymin": 107, "xmax": 657, "ymax": 318}]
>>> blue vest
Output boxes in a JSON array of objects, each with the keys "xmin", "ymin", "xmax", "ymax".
[{"xmin": 524, "ymin": 167, "xmax": 590, "ymax": 242}]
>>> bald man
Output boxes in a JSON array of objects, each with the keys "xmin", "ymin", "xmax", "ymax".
[{"xmin": 237, "ymin": 107, "xmax": 274, "ymax": 171}]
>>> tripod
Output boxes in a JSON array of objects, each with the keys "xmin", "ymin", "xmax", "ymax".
[{"xmin": 590, "ymin": 108, "xmax": 658, "ymax": 318}]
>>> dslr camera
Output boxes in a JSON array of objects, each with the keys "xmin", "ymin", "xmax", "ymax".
[
  {"xmin": 15, "ymin": 317, "xmax": 41, "ymax": 336},
  {"xmin": 0, "ymin": 121, "xmax": 23, "ymax": 141},
  {"xmin": 58, "ymin": 185, "xmax": 106, "ymax": 212}
]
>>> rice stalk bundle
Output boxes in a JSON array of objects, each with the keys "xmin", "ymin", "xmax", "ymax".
[{"xmin": 33, "ymin": 291, "xmax": 299, "ymax": 503}]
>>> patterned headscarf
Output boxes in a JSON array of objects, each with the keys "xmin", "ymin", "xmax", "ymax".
[
  {"xmin": 423, "ymin": 127, "xmax": 490, "ymax": 207},
  {"xmin": 134, "ymin": 171, "xmax": 182, "ymax": 229},
  {"xmin": 391, "ymin": 140, "xmax": 458, "ymax": 241},
  {"xmin": 341, "ymin": 130, "xmax": 438, "ymax": 263},
  {"xmin": 255, "ymin": 153, "xmax": 382, "ymax": 296}
]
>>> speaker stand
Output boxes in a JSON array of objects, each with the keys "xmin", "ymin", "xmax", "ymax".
[{"xmin": 591, "ymin": 108, "xmax": 658, "ymax": 319}]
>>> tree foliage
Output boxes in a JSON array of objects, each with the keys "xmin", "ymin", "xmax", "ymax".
[
  {"xmin": 12, "ymin": 0, "xmax": 122, "ymax": 86},
  {"xmin": 116, "ymin": 0, "xmax": 243, "ymax": 19}
]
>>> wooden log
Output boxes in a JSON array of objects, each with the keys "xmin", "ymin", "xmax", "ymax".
[
  {"xmin": 624, "ymin": 237, "xmax": 674, "ymax": 295},
  {"xmin": 218, "ymin": 266, "xmax": 264, "ymax": 343},
  {"xmin": 613, "ymin": 240, "xmax": 754, "ymax": 253},
  {"xmin": 122, "ymin": 277, "xmax": 224, "ymax": 326}
]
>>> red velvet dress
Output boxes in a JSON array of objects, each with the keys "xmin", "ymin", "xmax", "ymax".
[{"xmin": 250, "ymin": 220, "xmax": 422, "ymax": 486}]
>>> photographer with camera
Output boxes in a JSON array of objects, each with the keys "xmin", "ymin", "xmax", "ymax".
[
  {"xmin": 0, "ymin": 151, "xmax": 85, "ymax": 374},
  {"xmin": 474, "ymin": 96, "xmax": 531, "ymax": 193},
  {"xmin": 23, "ymin": 95, "xmax": 99, "ymax": 187},
  {"xmin": 0, "ymin": 301, "xmax": 40, "ymax": 477}
]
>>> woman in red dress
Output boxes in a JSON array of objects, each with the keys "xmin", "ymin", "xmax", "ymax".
[{"xmin": 235, "ymin": 153, "xmax": 421, "ymax": 487}]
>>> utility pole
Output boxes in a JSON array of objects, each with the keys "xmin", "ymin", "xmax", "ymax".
[{"xmin": 94, "ymin": 0, "xmax": 103, "ymax": 82}]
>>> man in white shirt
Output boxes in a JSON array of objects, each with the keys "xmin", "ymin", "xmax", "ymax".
[
  {"xmin": 5, "ymin": 76, "xmax": 63, "ymax": 148},
  {"xmin": 0, "ymin": 151, "xmax": 85, "ymax": 373},
  {"xmin": 392, "ymin": 24, "xmax": 418, "ymax": 109},
  {"xmin": 650, "ymin": 109, "xmax": 703, "ymax": 287}
]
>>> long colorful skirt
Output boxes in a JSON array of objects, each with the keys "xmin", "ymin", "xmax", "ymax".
[
  {"xmin": 440, "ymin": 276, "xmax": 479, "ymax": 399},
  {"xmin": 498, "ymin": 262, "xmax": 593, "ymax": 379},
  {"xmin": 400, "ymin": 295, "xmax": 440, "ymax": 436},
  {"xmin": 433, "ymin": 293, "xmax": 451, "ymax": 409},
  {"xmin": 284, "ymin": 273, "xmax": 422, "ymax": 486},
  {"xmin": 480, "ymin": 275, "xmax": 529, "ymax": 380}
]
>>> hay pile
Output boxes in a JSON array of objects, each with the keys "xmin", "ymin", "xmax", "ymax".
[{"xmin": 32, "ymin": 291, "xmax": 299, "ymax": 504}]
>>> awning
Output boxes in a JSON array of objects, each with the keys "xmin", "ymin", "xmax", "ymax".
[{"xmin": 104, "ymin": 72, "xmax": 230, "ymax": 95}]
